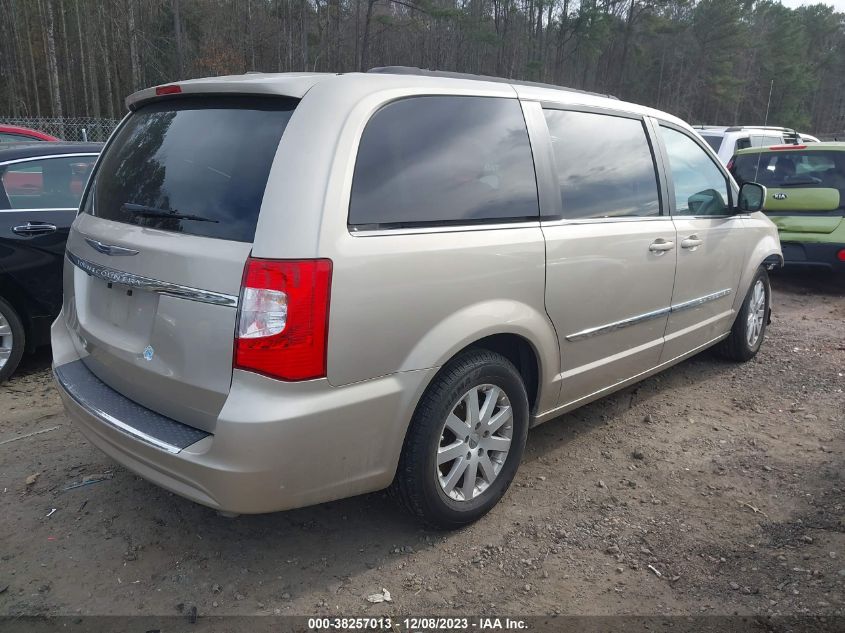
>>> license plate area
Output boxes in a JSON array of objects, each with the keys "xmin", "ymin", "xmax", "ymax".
[
  {"xmin": 74, "ymin": 266, "xmax": 158, "ymax": 350},
  {"xmin": 92, "ymin": 277, "xmax": 159, "ymax": 326}
]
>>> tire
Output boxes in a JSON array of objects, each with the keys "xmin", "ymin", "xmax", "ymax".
[
  {"xmin": 390, "ymin": 349, "xmax": 529, "ymax": 529},
  {"xmin": 0, "ymin": 296, "xmax": 25, "ymax": 383},
  {"xmin": 717, "ymin": 267, "xmax": 770, "ymax": 362}
]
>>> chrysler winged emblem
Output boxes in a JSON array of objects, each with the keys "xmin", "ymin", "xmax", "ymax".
[{"xmin": 85, "ymin": 238, "xmax": 139, "ymax": 256}]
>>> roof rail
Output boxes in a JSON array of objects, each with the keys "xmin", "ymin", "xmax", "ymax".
[
  {"xmin": 723, "ymin": 125, "xmax": 797, "ymax": 133},
  {"xmin": 367, "ymin": 66, "xmax": 619, "ymax": 100}
]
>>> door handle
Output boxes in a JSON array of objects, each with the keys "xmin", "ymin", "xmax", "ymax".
[
  {"xmin": 648, "ymin": 239, "xmax": 675, "ymax": 254},
  {"xmin": 681, "ymin": 235, "xmax": 703, "ymax": 250},
  {"xmin": 12, "ymin": 222, "xmax": 58, "ymax": 236}
]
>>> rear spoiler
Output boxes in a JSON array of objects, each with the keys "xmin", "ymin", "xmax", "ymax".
[{"xmin": 126, "ymin": 74, "xmax": 332, "ymax": 110}]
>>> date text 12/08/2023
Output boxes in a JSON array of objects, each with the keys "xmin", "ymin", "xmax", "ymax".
[{"xmin": 306, "ymin": 617, "xmax": 528, "ymax": 631}]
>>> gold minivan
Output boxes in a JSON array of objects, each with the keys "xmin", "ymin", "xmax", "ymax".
[{"xmin": 52, "ymin": 68, "xmax": 781, "ymax": 528}]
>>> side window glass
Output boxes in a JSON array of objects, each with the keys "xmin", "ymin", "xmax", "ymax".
[
  {"xmin": 349, "ymin": 96, "xmax": 539, "ymax": 227},
  {"xmin": 0, "ymin": 133, "xmax": 34, "ymax": 142},
  {"xmin": 660, "ymin": 126, "xmax": 730, "ymax": 216},
  {"xmin": 0, "ymin": 156, "xmax": 96, "ymax": 210},
  {"xmin": 542, "ymin": 109, "xmax": 660, "ymax": 219}
]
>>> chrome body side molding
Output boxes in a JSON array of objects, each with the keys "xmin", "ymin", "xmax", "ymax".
[
  {"xmin": 669, "ymin": 288, "xmax": 733, "ymax": 313},
  {"xmin": 565, "ymin": 307, "xmax": 670, "ymax": 342},
  {"xmin": 565, "ymin": 288, "xmax": 733, "ymax": 342}
]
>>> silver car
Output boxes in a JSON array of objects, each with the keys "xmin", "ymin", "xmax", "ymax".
[{"xmin": 52, "ymin": 68, "xmax": 781, "ymax": 527}]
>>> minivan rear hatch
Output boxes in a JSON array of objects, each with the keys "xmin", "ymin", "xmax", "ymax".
[
  {"xmin": 730, "ymin": 149, "xmax": 845, "ymax": 234},
  {"xmin": 63, "ymin": 95, "xmax": 298, "ymax": 431}
]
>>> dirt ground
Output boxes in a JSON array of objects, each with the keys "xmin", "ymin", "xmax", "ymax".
[{"xmin": 1, "ymin": 270, "xmax": 843, "ymax": 621}]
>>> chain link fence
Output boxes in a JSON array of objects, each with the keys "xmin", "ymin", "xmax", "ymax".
[{"xmin": 0, "ymin": 116, "xmax": 121, "ymax": 142}]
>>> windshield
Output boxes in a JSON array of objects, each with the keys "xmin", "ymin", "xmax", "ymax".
[{"xmin": 85, "ymin": 96, "xmax": 298, "ymax": 242}]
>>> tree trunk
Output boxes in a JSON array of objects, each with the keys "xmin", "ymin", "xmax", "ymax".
[
  {"xmin": 173, "ymin": 0, "xmax": 184, "ymax": 77},
  {"xmin": 127, "ymin": 0, "xmax": 142, "ymax": 91},
  {"xmin": 87, "ymin": 0, "xmax": 101, "ymax": 118},
  {"xmin": 301, "ymin": 0, "xmax": 309, "ymax": 70},
  {"xmin": 25, "ymin": 0, "xmax": 41, "ymax": 116},
  {"xmin": 359, "ymin": 0, "xmax": 375, "ymax": 71},
  {"xmin": 38, "ymin": 0, "xmax": 55, "ymax": 111},
  {"xmin": 6, "ymin": 0, "xmax": 27, "ymax": 115},
  {"xmin": 59, "ymin": 0, "xmax": 75, "ymax": 116},
  {"xmin": 76, "ymin": 0, "xmax": 90, "ymax": 116},
  {"xmin": 44, "ymin": 0, "xmax": 64, "ymax": 120},
  {"xmin": 247, "ymin": 0, "xmax": 256, "ymax": 70},
  {"xmin": 0, "ymin": 0, "xmax": 16, "ymax": 114},
  {"xmin": 616, "ymin": 0, "xmax": 636, "ymax": 95},
  {"xmin": 98, "ymin": 1, "xmax": 115, "ymax": 118}
]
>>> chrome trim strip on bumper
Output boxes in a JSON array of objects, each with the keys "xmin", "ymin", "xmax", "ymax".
[
  {"xmin": 565, "ymin": 288, "xmax": 733, "ymax": 342},
  {"xmin": 66, "ymin": 251, "xmax": 239, "ymax": 308}
]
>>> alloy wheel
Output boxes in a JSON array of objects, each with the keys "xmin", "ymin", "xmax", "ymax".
[
  {"xmin": 746, "ymin": 279, "xmax": 766, "ymax": 348},
  {"xmin": 436, "ymin": 384, "xmax": 513, "ymax": 502},
  {"xmin": 0, "ymin": 310, "xmax": 13, "ymax": 371}
]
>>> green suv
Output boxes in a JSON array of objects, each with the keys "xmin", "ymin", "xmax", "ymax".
[{"xmin": 730, "ymin": 142, "xmax": 845, "ymax": 272}]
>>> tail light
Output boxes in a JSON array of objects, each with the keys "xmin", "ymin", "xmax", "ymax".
[
  {"xmin": 726, "ymin": 158, "xmax": 735, "ymax": 172},
  {"xmin": 837, "ymin": 249, "xmax": 845, "ymax": 262},
  {"xmin": 235, "ymin": 258, "xmax": 332, "ymax": 381}
]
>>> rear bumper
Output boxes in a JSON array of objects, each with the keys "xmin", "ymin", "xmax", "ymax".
[
  {"xmin": 780, "ymin": 241, "xmax": 845, "ymax": 272},
  {"xmin": 52, "ymin": 313, "xmax": 434, "ymax": 514}
]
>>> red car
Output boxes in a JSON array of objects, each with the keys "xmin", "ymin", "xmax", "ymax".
[{"xmin": 0, "ymin": 125, "xmax": 60, "ymax": 143}]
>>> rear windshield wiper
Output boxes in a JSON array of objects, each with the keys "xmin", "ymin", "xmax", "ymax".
[{"xmin": 121, "ymin": 203, "xmax": 219, "ymax": 223}]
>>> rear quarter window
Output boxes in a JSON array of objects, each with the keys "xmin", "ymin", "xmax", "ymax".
[
  {"xmin": 85, "ymin": 96, "xmax": 297, "ymax": 242},
  {"xmin": 349, "ymin": 96, "xmax": 539, "ymax": 229}
]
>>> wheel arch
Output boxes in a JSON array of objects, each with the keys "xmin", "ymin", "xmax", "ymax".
[
  {"xmin": 399, "ymin": 299, "xmax": 560, "ymax": 416},
  {"xmin": 732, "ymin": 235, "xmax": 781, "ymax": 315},
  {"xmin": 456, "ymin": 333, "xmax": 541, "ymax": 414}
]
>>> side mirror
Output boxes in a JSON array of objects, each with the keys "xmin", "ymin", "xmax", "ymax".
[{"xmin": 737, "ymin": 182, "xmax": 766, "ymax": 213}]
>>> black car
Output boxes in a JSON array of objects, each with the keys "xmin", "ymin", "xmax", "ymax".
[{"xmin": 0, "ymin": 142, "xmax": 102, "ymax": 381}]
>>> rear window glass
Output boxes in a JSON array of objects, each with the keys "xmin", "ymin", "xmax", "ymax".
[
  {"xmin": 750, "ymin": 134, "xmax": 784, "ymax": 148},
  {"xmin": 701, "ymin": 134, "xmax": 722, "ymax": 153},
  {"xmin": 731, "ymin": 150, "xmax": 845, "ymax": 199},
  {"xmin": 85, "ymin": 96, "xmax": 297, "ymax": 242},
  {"xmin": 349, "ymin": 96, "xmax": 539, "ymax": 228}
]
